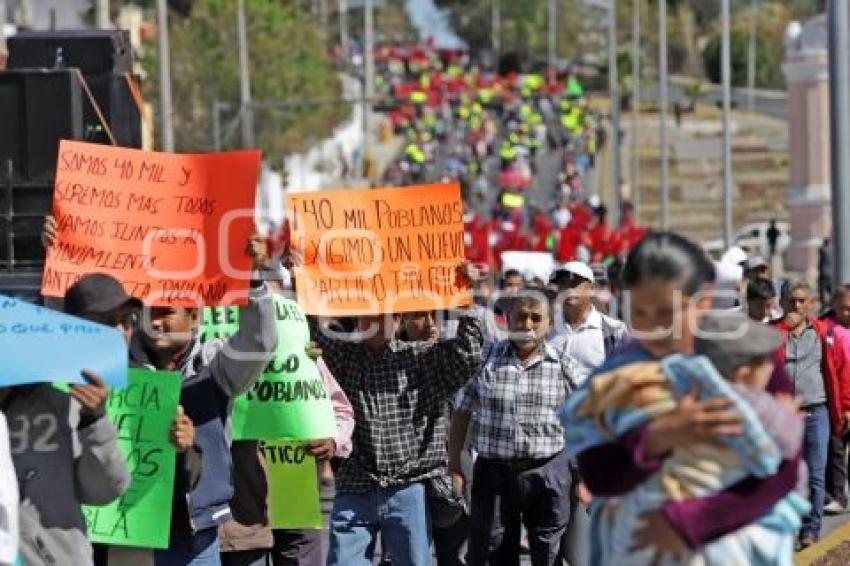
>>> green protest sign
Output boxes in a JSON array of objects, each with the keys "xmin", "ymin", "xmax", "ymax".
[
  {"xmin": 83, "ymin": 369, "xmax": 181, "ymax": 549},
  {"xmin": 200, "ymin": 306, "xmax": 239, "ymax": 341},
  {"xmin": 231, "ymin": 295, "xmax": 337, "ymax": 441},
  {"xmin": 261, "ymin": 441, "xmax": 323, "ymax": 530}
]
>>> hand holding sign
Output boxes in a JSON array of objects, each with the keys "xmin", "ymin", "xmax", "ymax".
[
  {"xmin": 71, "ymin": 370, "xmax": 109, "ymax": 419},
  {"xmin": 305, "ymin": 438, "xmax": 336, "ymax": 461},
  {"xmin": 170, "ymin": 405, "xmax": 194, "ymax": 454},
  {"xmin": 457, "ymin": 260, "xmax": 481, "ymax": 291},
  {"xmin": 246, "ymin": 234, "xmax": 270, "ymax": 271},
  {"xmin": 42, "ymin": 214, "xmax": 57, "ymax": 249}
]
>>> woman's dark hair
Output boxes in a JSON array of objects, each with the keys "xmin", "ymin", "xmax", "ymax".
[{"xmin": 622, "ymin": 232, "xmax": 716, "ymax": 295}]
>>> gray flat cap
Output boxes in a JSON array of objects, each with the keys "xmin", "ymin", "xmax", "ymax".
[{"xmin": 694, "ymin": 311, "xmax": 783, "ymax": 376}]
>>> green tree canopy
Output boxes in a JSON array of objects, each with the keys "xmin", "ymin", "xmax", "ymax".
[
  {"xmin": 701, "ymin": 2, "xmax": 799, "ymax": 89},
  {"xmin": 141, "ymin": 0, "xmax": 346, "ymax": 166}
]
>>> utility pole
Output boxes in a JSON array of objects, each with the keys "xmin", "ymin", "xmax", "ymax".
[
  {"xmin": 829, "ymin": 0, "xmax": 850, "ymax": 285},
  {"xmin": 547, "ymin": 0, "xmax": 556, "ymax": 82},
  {"xmin": 659, "ymin": 0, "xmax": 669, "ymax": 230},
  {"xmin": 338, "ymin": 0, "xmax": 349, "ymax": 64},
  {"xmin": 155, "ymin": 0, "xmax": 174, "ymax": 151},
  {"xmin": 746, "ymin": 0, "xmax": 757, "ymax": 114},
  {"xmin": 319, "ymin": 0, "xmax": 328, "ymax": 38},
  {"xmin": 212, "ymin": 100, "xmax": 221, "ymax": 151},
  {"xmin": 721, "ymin": 0, "xmax": 733, "ymax": 249},
  {"xmin": 608, "ymin": 0, "xmax": 620, "ymax": 226},
  {"xmin": 236, "ymin": 0, "xmax": 255, "ymax": 148},
  {"xmin": 363, "ymin": 0, "xmax": 375, "ymax": 175},
  {"xmin": 96, "ymin": 0, "xmax": 109, "ymax": 28},
  {"xmin": 631, "ymin": 0, "xmax": 641, "ymax": 219},
  {"xmin": 492, "ymin": 0, "xmax": 500, "ymax": 69}
]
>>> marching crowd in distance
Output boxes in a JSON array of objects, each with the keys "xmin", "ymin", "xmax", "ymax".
[{"xmin": 3, "ymin": 39, "xmax": 850, "ymax": 566}]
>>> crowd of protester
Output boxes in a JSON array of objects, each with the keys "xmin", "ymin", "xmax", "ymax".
[
  {"xmin": 375, "ymin": 42, "xmax": 647, "ymax": 275},
  {"xmin": 3, "ymin": 40, "xmax": 850, "ymax": 566},
  {"xmin": 23, "ymin": 223, "xmax": 850, "ymax": 566}
]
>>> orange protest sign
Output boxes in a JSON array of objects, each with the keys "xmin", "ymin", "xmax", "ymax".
[
  {"xmin": 288, "ymin": 183, "xmax": 471, "ymax": 316},
  {"xmin": 42, "ymin": 140, "xmax": 261, "ymax": 306}
]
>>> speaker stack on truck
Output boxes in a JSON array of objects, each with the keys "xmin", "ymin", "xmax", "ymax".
[{"xmin": 0, "ymin": 29, "xmax": 142, "ymax": 300}]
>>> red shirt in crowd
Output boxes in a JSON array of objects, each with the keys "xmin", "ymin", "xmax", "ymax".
[
  {"xmin": 530, "ymin": 213, "xmax": 553, "ymax": 252},
  {"xmin": 555, "ymin": 223, "xmax": 583, "ymax": 263},
  {"xmin": 587, "ymin": 219, "xmax": 613, "ymax": 262}
]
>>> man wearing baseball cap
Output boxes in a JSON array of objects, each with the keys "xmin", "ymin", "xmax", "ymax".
[
  {"xmin": 547, "ymin": 261, "xmax": 627, "ymax": 566},
  {"xmin": 64, "ymin": 273, "xmax": 144, "ymax": 344},
  {"xmin": 549, "ymin": 261, "xmax": 628, "ymax": 386},
  {"xmin": 8, "ymin": 273, "xmax": 137, "ymax": 566},
  {"xmin": 63, "ymin": 273, "xmax": 198, "ymax": 565}
]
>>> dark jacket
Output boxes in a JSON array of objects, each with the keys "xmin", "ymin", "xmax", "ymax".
[{"xmin": 129, "ymin": 284, "xmax": 278, "ymax": 537}]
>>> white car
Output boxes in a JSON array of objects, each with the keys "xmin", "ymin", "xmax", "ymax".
[{"xmin": 702, "ymin": 221, "xmax": 792, "ymax": 259}]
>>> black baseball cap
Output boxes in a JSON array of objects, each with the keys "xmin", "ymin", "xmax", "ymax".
[{"xmin": 64, "ymin": 273, "xmax": 143, "ymax": 316}]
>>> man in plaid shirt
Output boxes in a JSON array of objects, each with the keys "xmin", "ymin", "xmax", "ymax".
[
  {"xmin": 316, "ymin": 264, "xmax": 484, "ymax": 566},
  {"xmin": 450, "ymin": 288, "xmax": 579, "ymax": 566}
]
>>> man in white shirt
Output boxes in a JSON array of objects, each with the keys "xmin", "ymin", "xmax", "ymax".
[{"xmin": 549, "ymin": 261, "xmax": 628, "ymax": 385}]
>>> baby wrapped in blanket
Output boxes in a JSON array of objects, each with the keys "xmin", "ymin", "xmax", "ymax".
[{"xmin": 561, "ymin": 312, "xmax": 808, "ymax": 566}]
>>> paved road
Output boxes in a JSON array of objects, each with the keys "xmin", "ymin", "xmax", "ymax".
[
  {"xmin": 822, "ymin": 508, "xmax": 848, "ymax": 540},
  {"xmin": 641, "ymin": 78, "xmax": 787, "ymax": 121}
]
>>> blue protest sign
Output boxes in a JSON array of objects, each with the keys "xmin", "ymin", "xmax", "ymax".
[{"xmin": 0, "ymin": 295, "xmax": 128, "ymax": 388}]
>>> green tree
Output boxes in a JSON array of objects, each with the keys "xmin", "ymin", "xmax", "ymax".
[
  {"xmin": 141, "ymin": 0, "xmax": 346, "ymax": 165},
  {"xmin": 701, "ymin": 3, "xmax": 794, "ymax": 89},
  {"xmin": 435, "ymin": 0, "xmax": 588, "ymax": 69}
]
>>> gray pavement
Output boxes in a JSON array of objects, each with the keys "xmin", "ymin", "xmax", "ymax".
[
  {"xmin": 641, "ymin": 76, "xmax": 787, "ymax": 120},
  {"xmin": 822, "ymin": 508, "xmax": 848, "ymax": 540}
]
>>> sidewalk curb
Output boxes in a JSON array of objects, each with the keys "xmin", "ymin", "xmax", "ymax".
[{"xmin": 795, "ymin": 520, "xmax": 850, "ymax": 565}]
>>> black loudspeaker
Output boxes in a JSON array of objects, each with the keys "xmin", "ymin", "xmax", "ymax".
[
  {"xmin": 6, "ymin": 30, "xmax": 143, "ymax": 151},
  {"xmin": 0, "ymin": 183, "xmax": 52, "ymax": 270},
  {"xmin": 0, "ymin": 69, "xmax": 85, "ymax": 184},
  {"xmin": 0, "ymin": 31, "xmax": 141, "ymax": 297},
  {"xmin": 84, "ymin": 73, "xmax": 143, "ymax": 149},
  {"xmin": 7, "ymin": 30, "xmax": 132, "ymax": 75}
]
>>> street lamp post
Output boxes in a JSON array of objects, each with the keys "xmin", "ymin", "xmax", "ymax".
[
  {"xmin": 631, "ymin": 0, "xmax": 641, "ymax": 220},
  {"xmin": 609, "ymin": 0, "xmax": 620, "ymax": 226},
  {"xmin": 237, "ymin": 0, "xmax": 255, "ymax": 149},
  {"xmin": 721, "ymin": 0, "xmax": 734, "ymax": 249},
  {"xmin": 746, "ymin": 0, "xmax": 757, "ymax": 115},
  {"xmin": 492, "ymin": 0, "xmax": 500, "ymax": 68},
  {"xmin": 829, "ymin": 0, "xmax": 850, "ymax": 285},
  {"xmin": 363, "ymin": 0, "xmax": 375, "ymax": 176},
  {"xmin": 548, "ymin": 0, "xmax": 556, "ymax": 82},
  {"xmin": 339, "ymin": 0, "xmax": 349, "ymax": 63},
  {"xmin": 96, "ymin": 0, "xmax": 110, "ymax": 28},
  {"xmin": 659, "ymin": 0, "xmax": 669, "ymax": 230},
  {"xmin": 155, "ymin": 0, "xmax": 174, "ymax": 151}
]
